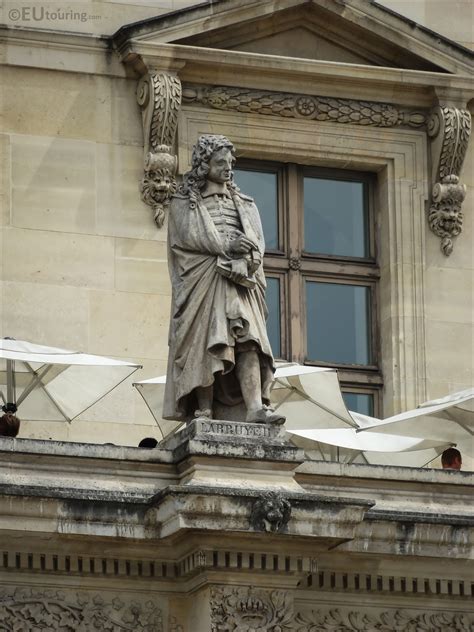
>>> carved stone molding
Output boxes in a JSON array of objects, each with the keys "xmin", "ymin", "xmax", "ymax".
[
  {"xmin": 427, "ymin": 105, "xmax": 471, "ymax": 255},
  {"xmin": 295, "ymin": 608, "xmax": 474, "ymax": 631},
  {"xmin": 0, "ymin": 588, "xmax": 163, "ymax": 631},
  {"xmin": 210, "ymin": 586, "xmax": 293, "ymax": 632},
  {"xmin": 250, "ymin": 492, "xmax": 292, "ymax": 533},
  {"xmin": 137, "ymin": 72, "xmax": 182, "ymax": 227},
  {"xmin": 182, "ymin": 84, "xmax": 427, "ymax": 129}
]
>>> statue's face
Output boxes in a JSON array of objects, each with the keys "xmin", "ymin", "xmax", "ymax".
[{"xmin": 208, "ymin": 147, "xmax": 233, "ymax": 184}]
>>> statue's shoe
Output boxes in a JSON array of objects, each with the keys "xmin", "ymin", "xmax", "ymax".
[
  {"xmin": 246, "ymin": 407, "xmax": 286, "ymax": 425},
  {"xmin": 193, "ymin": 408, "xmax": 212, "ymax": 421}
]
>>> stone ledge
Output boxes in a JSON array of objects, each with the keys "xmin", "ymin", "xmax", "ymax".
[{"xmin": 163, "ymin": 419, "xmax": 305, "ymax": 464}]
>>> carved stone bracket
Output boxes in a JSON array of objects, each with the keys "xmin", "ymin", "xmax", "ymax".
[
  {"xmin": 211, "ymin": 586, "xmax": 294, "ymax": 632},
  {"xmin": 137, "ymin": 72, "xmax": 182, "ymax": 227},
  {"xmin": 182, "ymin": 84, "xmax": 427, "ymax": 129},
  {"xmin": 427, "ymin": 105, "xmax": 471, "ymax": 255}
]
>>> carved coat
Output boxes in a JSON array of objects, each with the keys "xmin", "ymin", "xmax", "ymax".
[{"xmin": 163, "ymin": 189, "xmax": 275, "ymax": 421}]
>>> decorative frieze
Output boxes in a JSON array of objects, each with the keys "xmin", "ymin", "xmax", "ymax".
[
  {"xmin": 294, "ymin": 608, "xmax": 474, "ymax": 631},
  {"xmin": 182, "ymin": 84, "xmax": 427, "ymax": 129},
  {"xmin": 211, "ymin": 586, "xmax": 293, "ymax": 632},
  {"xmin": 137, "ymin": 72, "xmax": 182, "ymax": 227},
  {"xmin": 427, "ymin": 105, "xmax": 471, "ymax": 255},
  {"xmin": 0, "ymin": 588, "xmax": 163, "ymax": 632}
]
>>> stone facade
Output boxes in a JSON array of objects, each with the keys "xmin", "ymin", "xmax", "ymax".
[
  {"xmin": 0, "ymin": 1, "xmax": 473, "ymax": 628},
  {"xmin": 0, "ymin": 424, "xmax": 473, "ymax": 630}
]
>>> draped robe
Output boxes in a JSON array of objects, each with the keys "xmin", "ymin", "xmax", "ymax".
[{"xmin": 163, "ymin": 189, "xmax": 275, "ymax": 421}]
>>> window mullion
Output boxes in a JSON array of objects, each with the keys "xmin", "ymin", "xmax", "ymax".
[{"xmin": 286, "ymin": 164, "xmax": 304, "ymax": 363}]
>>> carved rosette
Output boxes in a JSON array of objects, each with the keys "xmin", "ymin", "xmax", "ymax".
[
  {"xmin": 137, "ymin": 72, "xmax": 182, "ymax": 227},
  {"xmin": 0, "ymin": 587, "xmax": 163, "ymax": 631},
  {"xmin": 295, "ymin": 608, "xmax": 474, "ymax": 631},
  {"xmin": 182, "ymin": 84, "xmax": 426, "ymax": 129},
  {"xmin": 428, "ymin": 105, "xmax": 471, "ymax": 255},
  {"xmin": 211, "ymin": 586, "xmax": 293, "ymax": 632},
  {"xmin": 250, "ymin": 492, "xmax": 292, "ymax": 533}
]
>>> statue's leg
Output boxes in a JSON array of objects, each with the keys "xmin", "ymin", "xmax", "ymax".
[
  {"xmin": 235, "ymin": 350, "xmax": 285, "ymax": 425},
  {"xmin": 234, "ymin": 350, "xmax": 262, "ymax": 413},
  {"xmin": 195, "ymin": 385, "xmax": 213, "ymax": 420}
]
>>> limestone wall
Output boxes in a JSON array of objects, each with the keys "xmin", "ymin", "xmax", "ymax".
[
  {"xmin": 0, "ymin": 0, "xmax": 472, "ymax": 446},
  {"xmin": 0, "ymin": 61, "xmax": 170, "ymax": 444}
]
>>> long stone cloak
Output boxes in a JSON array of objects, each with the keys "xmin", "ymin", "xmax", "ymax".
[{"xmin": 163, "ymin": 190, "xmax": 275, "ymax": 421}]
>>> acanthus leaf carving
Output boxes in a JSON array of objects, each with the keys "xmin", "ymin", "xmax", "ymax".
[
  {"xmin": 428, "ymin": 105, "xmax": 471, "ymax": 255},
  {"xmin": 295, "ymin": 607, "xmax": 474, "ymax": 632},
  {"xmin": 0, "ymin": 587, "xmax": 163, "ymax": 632},
  {"xmin": 210, "ymin": 586, "xmax": 293, "ymax": 632},
  {"xmin": 182, "ymin": 84, "xmax": 427, "ymax": 129},
  {"xmin": 137, "ymin": 72, "xmax": 182, "ymax": 227}
]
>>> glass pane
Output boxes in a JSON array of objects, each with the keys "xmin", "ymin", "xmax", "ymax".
[
  {"xmin": 234, "ymin": 168, "xmax": 278, "ymax": 250},
  {"xmin": 304, "ymin": 177, "xmax": 368, "ymax": 257},
  {"xmin": 265, "ymin": 277, "xmax": 281, "ymax": 358},
  {"xmin": 342, "ymin": 392, "xmax": 374, "ymax": 416},
  {"xmin": 306, "ymin": 281, "xmax": 372, "ymax": 365}
]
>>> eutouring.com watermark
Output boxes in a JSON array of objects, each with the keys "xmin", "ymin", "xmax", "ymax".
[{"xmin": 7, "ymin": 6, "xmax": 101, "ymax": 24}]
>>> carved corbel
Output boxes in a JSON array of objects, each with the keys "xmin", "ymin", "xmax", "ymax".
[
  {"xmin": 427, "ymin": 105, "xmax": 471, "ymax": 255},
  {"xmin": 137, "ymin": 72, "xmax": 182, "ymax": 227}
]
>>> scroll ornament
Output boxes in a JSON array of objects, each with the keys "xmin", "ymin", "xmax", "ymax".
[
  {"xmin": 0, "ymin": 587, "xmax": 163, "ymax": 631},
  {"xmin": 137, "ymin": 72, "xmax": 182, "ymax": 227},
  {"xmin": 211, "ymin": 586, "xmax": 293, "ymax": 632},
  {"xmin": 182, "ymin": 84, "xmax": 426, "ymax": 129},
  {"xmin": 295, "ymin": 607, "xmax": 474, "ymax": 631},
  {"xmin": 427, "ymin": 106, "xmax": 471, "ymax": 256}
]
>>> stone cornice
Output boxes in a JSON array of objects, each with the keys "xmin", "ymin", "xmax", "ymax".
[
  {"xmin": 112, "ymin": 0, "xmax": 474, "ymax": 75},
  {"xmin": 1, "ymin": 26, "xmax": 473, "ymax": 107}
]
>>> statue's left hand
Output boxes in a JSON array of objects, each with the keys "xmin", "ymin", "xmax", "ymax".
[
  {"xmin": 228, "ymin": 234, "xmax": 258, "ymax": 255},
  {"xmin": 229, "ymin": 258, "xmax": 249, "ymax": 284}
]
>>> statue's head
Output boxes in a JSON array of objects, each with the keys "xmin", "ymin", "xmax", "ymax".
[{"xmin": 180, "ymin": 135, "xmax": 237, "ymax": 199}]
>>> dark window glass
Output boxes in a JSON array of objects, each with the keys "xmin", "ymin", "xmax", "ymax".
[
  {"xmin": 304, "ymin": 177, "xmax": 368, "ymax": 257},
  {"xmin": 306, "ymin": 281, "xmax": 371, "ymax": 365},
  {"xmin": 265, "ymin": 277, "xmax": 281, "ymax": 358},
  {"xmin": 342, "ymin": 392, "xmax": 374, "ymax": 416},
  {"xmin": 234, "ymin": 169, "xmax": 278, "ymax": 250}
]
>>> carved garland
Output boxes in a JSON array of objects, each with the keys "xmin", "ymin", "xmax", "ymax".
[
  {"xmin": 0, "ymin": 588, "xmax": 163, "ymax": 632},
  {"xmin": 136, "ymin": 78, "xmax": 471, "ymax": 254},
  {"xmin": 137, "ymin": 72, "xmax": 182, "ymax": 227},
  {"xmin": 427, "ymin": 105, "xmax": 471, "ymax": 255},
  {"xmin": 181, "ymin": 84, "xmax": 471, "ymax": 255},
  {"xmin": 182, "ymin": 84, "xmax": 427, "ymax": 129},
  {"xmin": 295, "ymin": 608, "xmax": 474, "ymax": 631}
]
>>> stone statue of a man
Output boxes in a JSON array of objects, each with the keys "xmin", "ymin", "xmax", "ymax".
[{"xmin": 163, "ymin": 134, "xmax": 285, "ymax": 426}]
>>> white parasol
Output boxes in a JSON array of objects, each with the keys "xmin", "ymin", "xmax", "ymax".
[{"xmin": 0, "ymin": 338, "xmax": 141, "ymax": 422}]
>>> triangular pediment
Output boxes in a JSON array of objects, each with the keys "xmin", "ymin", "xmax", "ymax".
[{"xmin": 115, "ymin": 0, "xmax": 474, "ymax": 75}]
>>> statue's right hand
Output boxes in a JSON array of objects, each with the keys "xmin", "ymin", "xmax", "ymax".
[{"xmin": 228, "ymin": 234, "xmax": 257, "ymax": 254}]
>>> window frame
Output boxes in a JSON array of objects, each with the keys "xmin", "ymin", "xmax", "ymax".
[{"xmin": 234, "ymin": 160, "xmax": 382, "ymax": 415}]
